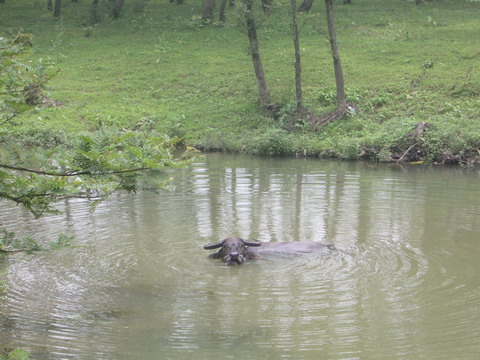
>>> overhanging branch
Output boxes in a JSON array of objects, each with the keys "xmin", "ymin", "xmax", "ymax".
[{"xmin": 0, "ymin": 163, "xmax": 151, "ymax": 176}]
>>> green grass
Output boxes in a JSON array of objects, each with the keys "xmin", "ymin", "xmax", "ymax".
[{"xmin": 1, "ymin": 0, "xmax": 480, "ymax": 163}]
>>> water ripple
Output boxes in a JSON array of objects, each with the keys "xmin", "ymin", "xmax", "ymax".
[{"xmin": 2, "ymin": 155, "xmax": 480, "ymax": 359}]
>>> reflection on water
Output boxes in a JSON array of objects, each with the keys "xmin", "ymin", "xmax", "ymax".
[{"xmin": 1, "ymin": 154, "xmax": 480, "ymax": 359}]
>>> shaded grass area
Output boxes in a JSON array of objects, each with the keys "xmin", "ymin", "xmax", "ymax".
[{"xmin": 1, "ymin": 0, "xmax": 480, "ymax": 164}]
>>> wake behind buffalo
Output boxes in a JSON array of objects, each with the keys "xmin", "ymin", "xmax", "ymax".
[{"xmin": 204, "ymin": 237, "xmax": 335, "ymax": 265}]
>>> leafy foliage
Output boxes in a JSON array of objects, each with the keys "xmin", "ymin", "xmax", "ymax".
[
  {"xmin": 1, "ymin": 229, "xmax": 82, "ymax": 254},
  {"xmin": 0, "ymin": 35, "xmax": 194, "ymax": 217},
  {"xmin": 0, "ymin": 348, "xmax": 30, "ymax": 360},
  {"xmin": 0, "ymin": 34, "xmax": 57, "ymax": 124},
  {"xmin": 48, "ymin": 233, "xmax": 75, "ymax": 250},
  {"xmin": 249, "ymin": 128, "xmax": 294, "ymax": 156},
  {"xmin": 0, "ymin": 128, "xmax": 191, "ymax": 217},
  {"xmin": 0, "ymin": 229, "xmax": 40, "ymax": 252}
]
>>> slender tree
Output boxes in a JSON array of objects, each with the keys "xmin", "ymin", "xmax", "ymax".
[
  {"xmin": 48, "ymin": 0, "xmax": 52, "ymax": 10},
  {"xmin": 202, "ymin": 0, "xmax": 216, "ymax": 20},
  {"xmin": 291, "ymin": 0, "xmax": 304, "ymax": 112},
  {"xmin": 219, "ymin": 0, "xmax": 228, "ymax": 22},
  {"xmin": 91, "ymin": 0, "xmax": 101, "ymax": 23},
  {"xmin": 325, "ymin": 0, "xmax": 346, "ymax": 106},
  {"xmin": 243, "ymin": 0, "xmax": 271, "ymax": 108},
  {"xmin": 54, "ymin": 0, "xmax": 61, "ymax": 17},
  {"xmin": 298, "ymin": 0, "xmax": 313, "ymax": 12},
  {"xmin": 112, "ymin": 0, "xmax": 125, "ymax": 19}
]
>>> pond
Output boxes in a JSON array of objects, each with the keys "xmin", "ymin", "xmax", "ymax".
[{"xmin": 1, "ymin": 154, "xmax": 480, "ymax": 359}]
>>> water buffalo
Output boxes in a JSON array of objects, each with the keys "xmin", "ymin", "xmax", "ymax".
[{"xmin": 203, "ymin": 237, "xmax": 334, "ymax": 265}]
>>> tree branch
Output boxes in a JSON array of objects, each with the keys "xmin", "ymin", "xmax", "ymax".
[
  {"xmin": 0, "ymin": 163, "xmax": 151, "ymax": 176},
  {"xmin": 0, "ymin": 248, "xmax": 46, "ymax": 254},
  {"xmin": 0, "ymin": 112, "xmax": 16, "ymax": 126},
  {"xmin": 0, "ymin": 69, "xmax": 61, "ymax": 97},
  {"xmin": 397, "ymin": 142, "xmax": 418, "ymax": 163}
]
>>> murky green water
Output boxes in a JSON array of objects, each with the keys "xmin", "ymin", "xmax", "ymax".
[{"xmin": 1, "ymin": 154, "xmax": 480, "ymax": 359}]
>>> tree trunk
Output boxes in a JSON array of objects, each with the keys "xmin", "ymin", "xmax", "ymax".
[
  {"xmin": 416, "ymin": 0, "xmax": 422, "ymax": 4},
  {"xmin": 291, "ymin": 0, "xmax": 304, "ymax": 112},
  {"xmin": 91, "ymin": 0, "xmax": 100, "ymax": 23},
  {"xmin": 202, "ymin": 0, "xmax": 216, "ymax": 20},
  {"xmin": 0, "ymin": 0, "xmax": 5, "ymax": 4},
  {"xmin": 219, "ymin": 0, "xmax": 228, "ymax": 22},
  {"xmin": 243, "ymin": 0, "xmax": 271, "ymax": 108},
  {"xmin": 47, "ymin": 0, "xmax": 52, "ymax": 10},
  {"xmin": 344, "ymin": 0, "xmax": 351, "ymax": 4},
  {"xmin": 112, "ymin": 0, "xmax": 125, "ymax": 19},
  {"xmin": 54, "ymin": 0, "xmax": 61, "ymax": 17},
  {"xmin": 325, "ymin": 0, "xmax": 346, "ymax": 106},
  {"xmin": 298, "ymin": 0, "xmax": 313, "ymax": 12}
]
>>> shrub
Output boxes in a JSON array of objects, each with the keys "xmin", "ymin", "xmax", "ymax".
[{"xmin": 250, "ymin": 129, "xmax": 294, "ymax": 157}]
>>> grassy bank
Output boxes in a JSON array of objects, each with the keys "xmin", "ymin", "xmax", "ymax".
[{"xmin": 1, "ymin": 0, "xmax": 480, "ymax": 164}]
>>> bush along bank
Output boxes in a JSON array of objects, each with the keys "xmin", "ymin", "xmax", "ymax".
[{"xmin": 191, "ymin": 87, "xmax": 480, "ymax": 166}]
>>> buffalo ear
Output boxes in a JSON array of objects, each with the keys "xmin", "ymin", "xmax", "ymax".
[
  {"xmin": 203, "ymin": 241, "xmax": 224, "ymax": 250},
  {"xmin": 244, "ymin": 240, "xmax": 262, "ymax": 247}
]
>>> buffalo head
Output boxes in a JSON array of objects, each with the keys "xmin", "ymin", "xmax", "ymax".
[{"xmin": 203, "ymin": 237, "xmax": 261, "ymax": 265}]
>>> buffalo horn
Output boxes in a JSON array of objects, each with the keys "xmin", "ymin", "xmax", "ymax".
[
  {"xmin": 203, "ymin": 242, "xmax": 224, "ymax": 250},
  {"xmin": 244, "ymin": 241, "xmax": 261, "ymax": 247}
]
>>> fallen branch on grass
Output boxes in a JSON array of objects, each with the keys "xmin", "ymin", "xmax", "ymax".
[{"xmin": 311, "ymin": 102, "xmax": 360, "ymax": 130}]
